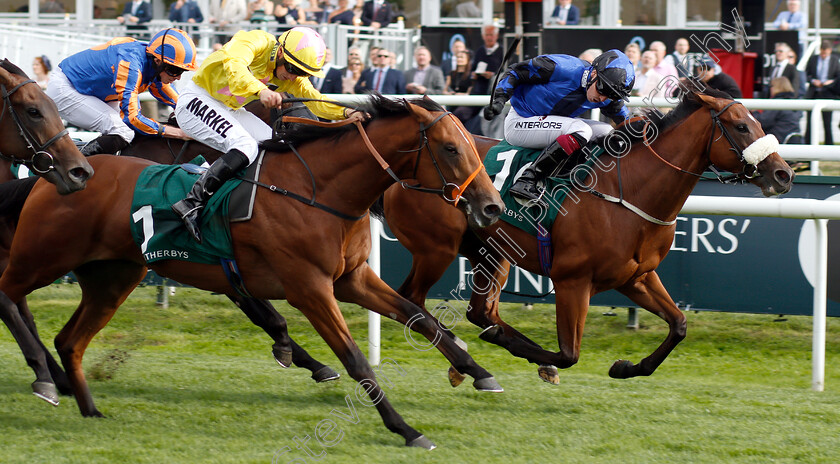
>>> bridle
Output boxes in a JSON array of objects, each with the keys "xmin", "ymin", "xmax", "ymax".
[
  {"xmin": 0, "ymin": 79, "xmax": 67, "ymax": 175},
  {"xmin": 642, "ymin": 100, "xmax": 764, "ymax": 183},
  {"xmin": 359, "ymin": 107, "xmax": 483, "ymax": 206}
]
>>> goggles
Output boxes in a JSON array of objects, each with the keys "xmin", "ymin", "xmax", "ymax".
[{"xmin": 283, "ymin": 60, "xmax": 308, "ymax": 76}]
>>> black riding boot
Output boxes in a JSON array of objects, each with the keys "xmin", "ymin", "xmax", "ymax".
[
  {"xmin": 171, "ymin": 149, "xmax": 249, "ymax": 244},
  {"xmin": 509, "ymin": 133, "xmax": 585, "ymax": 203},
  {"xmin": 80, "ymin": 134, "xmax": 130, "ymax": 157}
]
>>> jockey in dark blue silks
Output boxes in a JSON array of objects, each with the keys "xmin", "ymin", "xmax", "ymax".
[{"xmin": 483, "ymin": 49, "xmax": 636, "ymax": 203}]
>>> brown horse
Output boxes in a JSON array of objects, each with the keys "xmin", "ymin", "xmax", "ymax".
[
  {"xmin": 381, "ymin": 88, "xmax": 794, "ymax": 385},
  {"xmin": 0, "ymin": 95, "xmax": 504, "ymax": 448}
]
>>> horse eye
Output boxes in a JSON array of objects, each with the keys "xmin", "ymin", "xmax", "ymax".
[
  {"xmin": 735, "ymin": 123, "xmax": 749, "ymax": 133},
  {"xmin": 27, "ymin": 107, "xmax": 43, "ymax": 119},
  {"xmin": 445, "ymin": 144, "xmax": 458, "ymax": 155}
]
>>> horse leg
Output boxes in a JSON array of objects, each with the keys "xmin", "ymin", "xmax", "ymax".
[
  {"xmin": 611, "ymin": 271, "xmax": 687, "ymax": 379},
  {"xmin": 334, "ymin": 264, "xmax": 502, "ymax": 392},
  {"xmin": 228, "ymin": 295, "xmax": 339, "ymax": 382},
  {"xmin": 0, "ymin": 291, "xmax": 58, "ymax": 405},
  {"xmin": 17, "ymin": 297, "xmax": 73, "ymax": 395},
  {"xmin": 53, "ymin": 261, "xmax": 146, "ymax": 417},
  {"xmin": 288, "ymin": 284, "xmax": 435, "ymax": 449}
]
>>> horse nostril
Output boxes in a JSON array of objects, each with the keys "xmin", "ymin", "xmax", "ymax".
[
  {"xmin": 775, "ymin": 168, "xmax": 792, "ymax": 186},
  {"xmin": 70, "ymin": 166, "xmax": 92, "ymax": 183},
  {"xmin": 484, "ymin": 203, "xmax": 502, "ymax": 218}
]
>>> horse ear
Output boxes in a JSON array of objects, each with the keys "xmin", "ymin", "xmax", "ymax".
[
  {"xmin": 405, "ymin": 99, "xmax": 434, "ymax": 124},
  {"xmin": 0, "ymin": 65, "xmax": 14, "ymax": 89},
  {"xmin": 696, "ymin": 93, "xmax": 726, "ymax": 111}
]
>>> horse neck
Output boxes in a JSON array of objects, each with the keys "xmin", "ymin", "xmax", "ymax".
[{"xmin": 601, "ymin": 109, "xmax": 714, "ymax": 222}]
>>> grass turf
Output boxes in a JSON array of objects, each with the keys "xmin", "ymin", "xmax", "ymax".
[{"xmin": 0, "ymin": 284, "xmax": 838, "ymax": 463}]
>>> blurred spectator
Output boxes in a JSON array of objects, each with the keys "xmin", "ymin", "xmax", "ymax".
[
  {"xmin": 550, "ymin": 0, "xmax": 579, "ymax": 26},
  {"xmin": 405, "ymin": 46, "xmax": 445, "ymax": 95},
  {"xmin": 361, "ymin": 0, "xmax": 395, "ymax": 28},
  {"xmin": 209, "ymin": 0, "xmax": 248, "ymax": 48},
  {"xmin": 455, "ymin": 0, "xmax": 480, "ymax": 18},
  {"xmin": 40, "ymin": 0, "xmax": 65, "ymax": 13},
  {"xmin": 170, "ymin": 0, "xmax": 204, "ymax": 24},
  {"xmin": 752, "ymin": 77, "xmax": 802, "ymax": 144},
  {"xmin": 664, "ymin": 37, "xmax": 690, "ymax": 78},
  {"xmin": 117, "ymin": 0, "xmax": 153, "ymax": 38},
  {"xmin": 805, "ymin": 40, "xmax": 840, "ymax": 145},
  {"xmin": 453, "ymin": 24, "xmax": 502, "ymax": 129},
  {"xmin": 649, "ymin": 41, "xmax": 678, "ymax": 81},
  {"xmin": 773, "ymin": 0, "xmax": 804, "ymax": 31},
  {"xmin": 311, "ymin": 48, "xmax": 343, "ymax": 94},
  {"xmin": 767, "ymin": 42, "xmax": 800, "ymax": 97},
  {"xmin": 355, "ymin": 48, "xmax": 405, "ymax": 94},
  {"xmin": 342, "ymin": 57, "xmax": 364, "ymax": 93},
  {"xmin": 633, "ymin": 50, "xmax": 664, "ymax": 98},
  {"xmin": 441, "ymin": 35, "xmax": 466, "ymax": 77},
  {"xmin": 578, "ymin": 48, "xmax": 601, "ymax": 63},
  {"xmin": 445, "ymin": 50, "xmax": 472, "ymax": 95},
  {"xmin": 789, "ymin": 49, "xmax": 807, "ymax": 97},
  {"xmin": 694, "ymin": 55, "xmax": 742, "ymax": 98},
  {"xmin": 274, "ymin": 0, "xmax": 316, "ymax": 24},
  {"xmin": 330, "ymin": 0, "xmax": 354, "ymax": 24},
  {"xmin": 32, "ymin": 55, "xmax": 52, "ymax": 90},
  {"xmin": 246, "ymin": 0, "xmax": 273, "ymax": 22},
  {"xmin": 624, "ymin": 42, "xmax": 641, "ymax": 73}
]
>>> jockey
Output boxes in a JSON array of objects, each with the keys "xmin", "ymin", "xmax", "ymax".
[
  {"xmin": 172, "ymin": 27, "xmax": 365, "ymax": 244},
  {"xmin": 483, "ymin": 49, "xmax": 635, "ymax": 203},
  {"xmin": 46, "ymin": 28, "xmax": 196, "ymax": 156}
]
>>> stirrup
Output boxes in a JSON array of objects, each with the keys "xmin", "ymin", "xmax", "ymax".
[{"xmin": 511, "ymin": 181, "xmax": 546, "ymax": 208}]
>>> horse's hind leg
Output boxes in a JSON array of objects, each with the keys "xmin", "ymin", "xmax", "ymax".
[
  {"xmin": 54, "ymin": 261, "xmax": 146, "ymax": 417},
  {"xmin": 612, "ymin": 270, "xmax": 686, "ymax": 379},
  {"xmin": 334, "ymin": 264, "xmax": 502, "ymax": 392},
  {"xmin": 228, "ymin": 295, "xmax": 339, "ymax": 382},
  {"xmin": 288, "ymin": 283, "xmax": 434, "ymax": 449},
  {"xmin": 0, "ymin": 291, "xmax": 59, "ymax": 404},
  {"xmin": 17, "ymin": 297, "xmax": 73, "ymax": 395}
]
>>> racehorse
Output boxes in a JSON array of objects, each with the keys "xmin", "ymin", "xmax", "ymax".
[
  {"xmin": 0, "ymin": 95, "xmax": 504, "ymax": 448},
  {"xmin": 0, "ymin": 59, "xmax": 92, "ymax": 192},
  {"xmin": 380, "ymin": 88, "xmax": 794, "ymax": 385}
]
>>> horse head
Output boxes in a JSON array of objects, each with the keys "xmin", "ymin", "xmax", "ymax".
[
  {"xmin": 0, "ymin": 60, "xmax": 93, "ymax": 194},
  {"xmin": 693, "ymin": 91, "xmax": 793, "ymax": 196},
  {"xmin": 403, "ymin": 96, "xmax": 504, "ymax": 228}
]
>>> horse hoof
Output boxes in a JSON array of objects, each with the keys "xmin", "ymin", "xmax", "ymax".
[
  {"xmin": 609, "ymin": 359, "xmax": 635, "ymax": 379},
  {"xmin": 448, "ymin": 366, "xmax": 465, "ymax": 387},
  {"xmin": 31, "ymin": 381, "xmax": 59, "ymax": 406},
  {"xmin": 406, "ymin": 435, "xmax": 436, "ymax": 450},
  {"xmin": 478, "ymin": 325, "xmax": 502, "ymax": 343},
  {"xmin": 272, "ymin": 347, "xmax": 293, "ymax": 368},
  {"xmin": 473, "ymin": 376, "xmax": 503, "ymax": 392},
  {"xmin": 83, "ymin": 409, "xmax": 106, "ymax": 418},
  {"xmin": 538, "ymin": 365, "xmax": 560, "ymax": 385},
  {"xmin": 311, "ymin": 366, "xmax": 340, "ymax": 383}
]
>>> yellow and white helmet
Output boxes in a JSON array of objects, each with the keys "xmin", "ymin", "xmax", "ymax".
[{"xmin": 278, "ymin": 27, "xmax": 327, "ymax": 78}]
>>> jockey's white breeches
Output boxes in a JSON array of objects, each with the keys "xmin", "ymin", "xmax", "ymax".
[{"xmin": 503, "ymin": 108, "xmax": 614, "ymax": 148}]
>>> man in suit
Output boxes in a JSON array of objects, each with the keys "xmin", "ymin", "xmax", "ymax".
[
  {"xmin": 805, "ymin": 40, "xmax": 840, "ymax": 145},
  {"xmin": 310, "ymin": 48, "xmax": 343, "ymax": 94},
  {"xmin": 404, "ymin": 46, "xmax": 445, "ymax": 95},
  {"xmin": 354, "ymin": 48, "xmax": 405, "ymax": 94},
  {"xmin": 117, "ymin": 0, "xmax": 153, "ymax": 39},
  {"xmin": 550, "ymin": 0, "xmax": 579, "ymax": 25},
  {"xmin": 361, "ymin": 0, "xmax": 394, "ymax": 29},
  {"xmin": 767, "ymin": 42, "xmax": 800, "ymax": 97}
]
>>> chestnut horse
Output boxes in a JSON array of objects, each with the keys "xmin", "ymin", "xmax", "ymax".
[
  {"xmin": 0, "ymin": 96, "xmax": 504, "ymax": 448},
  {"xmin": 381, "ymin": 88, "xmax": 794, "ymax": 385}
]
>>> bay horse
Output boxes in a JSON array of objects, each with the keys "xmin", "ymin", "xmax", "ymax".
[
  {"xmin": 380, "ymin": 88, "xmax": 794, "ymax": 385},
  {"xmin": 0, "ymin": 95, "xmax": 504, "ymax": 448}
]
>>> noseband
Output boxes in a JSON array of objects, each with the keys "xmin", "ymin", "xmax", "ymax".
[{"xmin": 0, "ymin": 79, "xmax": 68, "ymax": 175}]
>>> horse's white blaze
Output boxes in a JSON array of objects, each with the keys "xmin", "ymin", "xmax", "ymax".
[{"xmin": 743, "ymin": 134, "xmax": 778, "ymax": 166}]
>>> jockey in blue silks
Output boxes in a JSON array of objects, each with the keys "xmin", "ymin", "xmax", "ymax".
[{"xmin": 483, "ymin": 49, "xmax": 636, "ymax": 203}]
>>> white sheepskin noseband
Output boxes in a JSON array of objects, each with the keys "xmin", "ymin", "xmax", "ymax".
[{"xmin": 742, "ymin": 134, "xmax": 778, "ymax": 166}]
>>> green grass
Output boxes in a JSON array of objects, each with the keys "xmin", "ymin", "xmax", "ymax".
[{"xmin": 1, "ymin": 284, "xmax": 839, "ymax": 463}]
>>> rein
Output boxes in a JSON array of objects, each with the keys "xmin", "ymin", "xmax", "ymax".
[{"xmin": 0, "ymin": 79, "xmax": 68, "ymax": 174}]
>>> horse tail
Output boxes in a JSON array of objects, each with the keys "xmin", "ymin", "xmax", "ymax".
[
  {"xmin": 0, "ymin": 177, "xmax": 38, "ymax": 223},
  {"xmin": 369, "ymin": 194, "xmax": 385, "ymax": 221}
]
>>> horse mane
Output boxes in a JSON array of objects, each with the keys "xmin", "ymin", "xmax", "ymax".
[
  {"xmin": 261, "ymin": 93, "xmax": 446, "ymax": 151},
  {"xmin": 0, "ymin": 59, "xmax": 29, "ymax": 78},
  {"xmin": 615, "ymin": 85, "xmax": 735, "ymax": 145}
]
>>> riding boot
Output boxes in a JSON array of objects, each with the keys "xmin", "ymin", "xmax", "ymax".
[
  {"xmin": 509, "ymin": 133, "xmax": 585, "ymax": 203},
  {"xmin": 172, "ymin": 149, "xmax": 249, "ymax": 244},
  {"xmin": 79, "ymin": 134, "xmax": 129, "ymax": 157}
]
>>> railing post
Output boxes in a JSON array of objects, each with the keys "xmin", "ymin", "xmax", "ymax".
[
  {"xmin": 812, "ymin": 219, "xmax": 827, "ymax": 392},
  {"xmin": 810, "ymin": 101, "xmax": 825, "ymax": 175}
]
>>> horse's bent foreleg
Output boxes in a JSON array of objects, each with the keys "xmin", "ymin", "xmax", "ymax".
[
  {"xmin": 0, "ymin": 291, "xmax": 58, "ymax": 404},
  {"xmin": 287, "ymin": 283, "xmax": 434, "ymax": 449},
  {"xmin": 54, "ymin": 261, "xmax": 146, "ymax": 417},
  {"xmin": 613, "ymin": 271, "xmax": 686, "ymax": 378},
  {"xmin": 334, "ymin": 264, "xmax": 501, "ymax": 392},
  {"xmin": 230, "ymin": 296, "xmax": 339, "ymax": 382}
]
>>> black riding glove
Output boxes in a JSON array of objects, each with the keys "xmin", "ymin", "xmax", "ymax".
[{"xmin": 483, "ymin": 99, "xmax": 505, "ymax": 120}]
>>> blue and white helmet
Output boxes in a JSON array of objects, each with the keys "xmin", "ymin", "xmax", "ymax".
[{"xmin": 590, "ymin": 49, "xmax": 636, "ymax": 101}]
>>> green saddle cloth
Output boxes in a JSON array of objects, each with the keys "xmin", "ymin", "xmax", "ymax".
[
  {"xmin": 130, "ymin": 157, "xmax": 243, "ymax": 265},
  {"xmin": 484, "ymin": 140, "xmax": 603, "ymax": 237}
]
